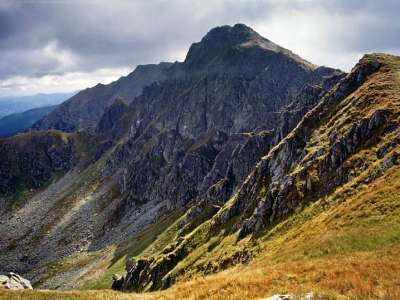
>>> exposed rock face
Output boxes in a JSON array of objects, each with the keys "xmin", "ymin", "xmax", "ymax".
[
  {"xmin": 101, "ymin": 24, "xmax": 342, "ymax": 219},
  {"xmin": 0, "ymin": 272, "xmax": 33, "ymax": 290},
  {"xmin": 232, "ymin": 54, "xmax": 386, "ymax": 238},
  {"xmin": 96, "ymin": 97, "xmax": 130, "ymax": 141}
]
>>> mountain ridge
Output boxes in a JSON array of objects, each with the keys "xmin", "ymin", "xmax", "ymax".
[
  {"xmin": 0, "ymin": 92, "xmax": 73, "ymax": 119},
  {"xmin": 34, "ymin": 24, "xmax": 341, "ymax": 134}
]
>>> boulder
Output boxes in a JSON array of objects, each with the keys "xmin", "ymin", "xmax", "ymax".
[{"xmin": 0, "ymin": 272, "xmax": 33, "ymax": 290}]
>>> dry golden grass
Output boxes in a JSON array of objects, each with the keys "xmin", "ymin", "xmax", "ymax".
[
  {"xmin": 4, "ymin": 249, "xmax": 398, "ymax": 300},
  {"xmin": 160, "ymin": 249, "xmax": 400, "ymax": 300}
]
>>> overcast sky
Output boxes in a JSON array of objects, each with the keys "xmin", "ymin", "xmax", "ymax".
[{"xmin": 1, "ymin": 0, "xmax": 399, "ymax": 96}]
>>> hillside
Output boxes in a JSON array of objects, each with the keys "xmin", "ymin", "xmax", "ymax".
[
  {"xmin": 1, "ymin": 24, "xmax": 399, "ymax": 300},
  {"xmin": 3, "ymin": 165, "xmax": 399, "ymax": 299},
  {"xmin": 0, "ymin": 106, "xmax": 56, "ymax": 137}
]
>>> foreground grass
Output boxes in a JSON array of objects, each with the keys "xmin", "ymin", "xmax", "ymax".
[
  {"xmin": 2, "ymin": 249, "xmax": 399, "ymax": 299},
  {"xmin": 161, "ymin": 250, "xmax": 400, "ymax": 300}
]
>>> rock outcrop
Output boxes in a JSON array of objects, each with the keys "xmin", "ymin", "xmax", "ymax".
[
  {"xmin": 233, "ymin": 54, "xmax": 387, "ymax": 238},
  {"xmin": 261, "ymin": 293, "xmax": 314, "ymax": 300}
]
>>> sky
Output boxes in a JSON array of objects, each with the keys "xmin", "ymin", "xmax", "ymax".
[{"xmin": 1, "ymin": 0, "xmax": 399, "ymax": 96}]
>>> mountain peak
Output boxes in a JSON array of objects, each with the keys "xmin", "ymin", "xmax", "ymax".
[
  {"xmin": 184, "ymin": 24, "xmax": 260, "ymax": 66},
  {"xmin": 205, "ymin": 23, "xmax": 257, "ymax": 41},
  {"xmin": 184, "ymin": 23, "xmax": 316, "ymax": 70}
]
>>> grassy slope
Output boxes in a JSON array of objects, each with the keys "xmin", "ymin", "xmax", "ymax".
[{"xmin": 153, "ymin": 167, "xmax": 400, "ymax": 300}]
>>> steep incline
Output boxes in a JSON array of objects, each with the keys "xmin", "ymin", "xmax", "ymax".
[{"xmin": 114, "ymin": 54, "xmax": 400, "ymax": 296}]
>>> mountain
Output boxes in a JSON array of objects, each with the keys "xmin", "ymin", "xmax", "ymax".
[
  {"xmin": 0, "ymin": 93, "xmax": 73, "ymax": 119},
  {"xmin": 34, "ymin": 24, "xmax": 341, "ymax": 135},
  {"xmin": 1, "ymin": 24, "xmax": 399, "ymax": 299},
  {"xmin": 110, "ymin": 54, "xmax": 400, "ymax": 296},
  {"xmin": 0, "ymin": 106, "xmax": 57, "ymax": 137},
  {"xmin": 1, "ymin": 23, "xmax": 344, "ymax": 289}
]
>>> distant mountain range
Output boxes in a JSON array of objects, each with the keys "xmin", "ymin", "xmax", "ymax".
[{"xmin": 0, "ymin": 92, "xmax": 74, "ymax": 119}]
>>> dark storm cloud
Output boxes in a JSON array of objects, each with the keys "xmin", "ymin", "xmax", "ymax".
[
  {"xmin": 0, "ymin": 0, "xmax": 273, "ymax": 80},
  {"xmin": 0, "ymin": 0, "xmax": 399, "ymax": 95}
]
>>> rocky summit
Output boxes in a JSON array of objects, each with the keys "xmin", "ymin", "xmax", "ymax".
[{"xmin": 0, "ymin": 24, "xmax": 399, "ymax": 300}]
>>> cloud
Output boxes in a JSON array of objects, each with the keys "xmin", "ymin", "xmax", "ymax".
[
  {"xmin": 0, "ymin": 0, "xmax": 399, "ymax": 95},
  {"xmin": 0, "ymin": 67, "xmax": 131, "ymax": 96}
]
